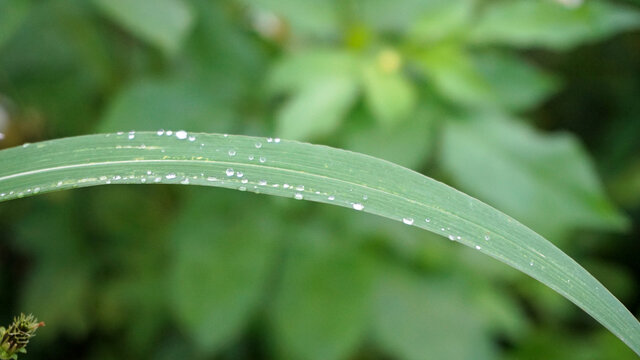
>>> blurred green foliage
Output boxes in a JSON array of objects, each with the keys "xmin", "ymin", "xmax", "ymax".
[{"xmin": 0, "ymin": 0, "xmax": 639, "ymax": 359}]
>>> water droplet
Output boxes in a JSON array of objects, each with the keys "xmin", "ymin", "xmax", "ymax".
[
  {"xmin": 22, "ymin": 143, "xmax": 30, "ymax": 148},
  {"xmin": 248, "ymin": 155, "xmax": 255, "ymax": 161},
  {"xmin": 225, "ymin": 168, "xmax": 234, "ymax": 177},
  {"xmin": 128, "ymin": 131, "xmax": 135, "ymax": 140},
  {"xmin": 274, "ymin": 138, "xmax": 281, "ymax": 143},
  {"xmin": 166, "ymin": 173, "xmax": 177, "ymax": 179},
  {"xmin": 484, "ymin": 235, "xmax": 490, "ymax": 241},
  {"xmin": 255, "ymin": 142, "xmax": 262, "ymax": 148},
  {"xmin": 258, "ymin": 180, "xmax": 267, "ymax": 186},
  {"xmin": 223, "ymin": 134, "xmax": 228, "ymax": 138},
  {"xmin": 259, "ymin": 156, "xmax": 266, "ymax": 163},
  {"xmin": 146, "ymin": 171, "xmax": 152, "ymax": 175},
  {"xmin": 425, "ymin": 218, "xmax": 431, "ymax": 223},
  {"xmin": 241, "ymin": 179, "xmax": 248, "ymax": 184},
  {"xmin": 402, "ymin": 218, "xmax": 414, "ymax": 225},
  {"xmin": 228, "ymin": 149, "xmax": 236, "ymax": 156},
  {"xmin": 283, "ymin": 184, "xmax": 290, "ymax": 189},
  {"xmin": 33, "ymin": 187, "xmax": 40, "ymax": 193},
  {"xmin": 141, "ymin": 178, "xmax": 147, "ymax": 183},
  {"xmin": 236, "ymin": 171, "xmax": 244, "ymax": 178},
  {"xmin": 529, "ymin": 260, "xmax": 534, "ymax": 266},
  {"xmin": 352, "ymin": 203, "xmax": 364, "ymax": 211},
  {"xmin": 181, "ymin": 178, "xmax": 190, "ymax": 184},
  {"xmin": 188, "ymin": 136, "xmax": 196, "ymax": 142},
  {"xmin": 475, "ymin": 245, "xmax": 482, "ymax": 250},
  {"xmin": 295, "ymin": 185, "xmax": 304, "ymax": 191},
  {"xmin": 294, "ymin": 193, "xmax": 303, "ymax": 200},
  {"xmin": 175, "ymin": 130, "xmax": 188, "ymax": 140},
  {"xmin": 207, "ymin": 176, "xmax": 217, "ymax": 181},
  {"xmin": 154, "ymin": 177, "xmax": 162, "ymax": 182},
  {"xmin": 117, "ymin": 131, "xmax": 124, "ymax": 135},
  {"xmin": 448, "ymin": 235, "xmax": 455, "ymax": 241},
  {"xmin": 166, "ymin": 130, "xmax": 173, "ymax": 136},
  {"xmin": 267, "ymin": 137, "xmax": 273, "ymax": 143},
  {"xmin": 457, "ymin": 236, "xmax": 462, "ymax": 240},
  {"xmin": 157, "ymin": 129, "xmax": 165, "ymax": 136},
  {"xmin": 99, "ymin": 176, "xmax": 107, "ymax": 181},
  {"xmin": 239, "ymin": 186, "xmax": 247, "ymax": 191},
  {"xmin": 113, "ymin": 175, "xmax": 122, "ymax": 180},
  {"xmin": 328, "ymin": 195, "xmax": 335, "ymax": 201},
  {"xmin": 362, "ymin": 195, "xmax": 368, "ymax": 200}
]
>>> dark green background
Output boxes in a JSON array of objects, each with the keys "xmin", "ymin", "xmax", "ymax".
[{"xmin": 1, "ymin": 0, "xmax": 639, "ymax": 359}]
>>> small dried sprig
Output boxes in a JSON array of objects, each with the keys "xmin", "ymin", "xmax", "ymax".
[{"xmin": 0, "ymin": 314, "xmax": 44, "ymax": 360}]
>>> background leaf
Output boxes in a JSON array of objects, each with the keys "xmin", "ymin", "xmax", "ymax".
[
  {"xmin": 99, "ymin": 78, "xmax": 234, "ymax": 133},
  {"xmin": 470, "ymin": 0, "xmax": 640, "ymax": 50},
  {"xmin": 275, "ymin": 77, "xmax": 358, "ymax": 141},
  {"xmin": 372, "ymin": 263, "xmax": 496, "ymax": 360},
  {"xmin": 440, "ymin": 115, "xmax": 629, "ymax": 239},
  {"xmin": 362, "ymin": 60, "xmax": 416, "ymax": 126},
  {"xmin": 92, "ymin": 0, "xmax": 194, "ymax": 54},
  {"xmin": 170, "ymin": 190, "xmax": 278, "ymax": 353},
  {"xmin": 270, "ymin": 237, "xmax": 374, "ymax": 360}
]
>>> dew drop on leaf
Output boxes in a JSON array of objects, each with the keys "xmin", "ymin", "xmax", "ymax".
[{"xmin": 402, "ymin": 217, "xmax": 414, "ymax": 225}]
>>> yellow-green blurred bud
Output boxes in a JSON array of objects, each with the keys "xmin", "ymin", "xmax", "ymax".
[{"xmin": 377, "ymin": 48, "xmax": 402, "ymax": 74}]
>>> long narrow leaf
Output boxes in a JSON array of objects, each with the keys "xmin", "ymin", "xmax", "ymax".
[{"xmin": 0, "ymin": 131, "xmax": 638, "ymax": 354}]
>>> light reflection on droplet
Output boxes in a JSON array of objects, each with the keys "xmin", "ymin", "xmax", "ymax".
[{"xmin": 175, "ymin": 130, "xmax": 188, "ymax": 139}]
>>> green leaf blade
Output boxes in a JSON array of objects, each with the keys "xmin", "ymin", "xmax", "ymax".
[
  {"xmin": 93, "ymin": 0, "xmax": 193, "ymax": 55},
  {"xmin": 0, "ymin": 132, "xmax": 638, "ymax": 355}
]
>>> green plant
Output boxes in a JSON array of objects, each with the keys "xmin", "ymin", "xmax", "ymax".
[
  {"xmin": 0, "ymin": 132, "xmax": 638, "ymax": 355},
  {"xmin": 0, "ymin": 314, "xmax": 44, "ymax": 360},
  {"xmin": 2, "ymin": 0, "xmax": 640, "ymax": 359}
]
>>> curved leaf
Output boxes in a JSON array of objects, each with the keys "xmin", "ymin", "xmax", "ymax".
[{"xmin": 0, "ymin": 131, "xmax": 638, "ymax": 355}]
